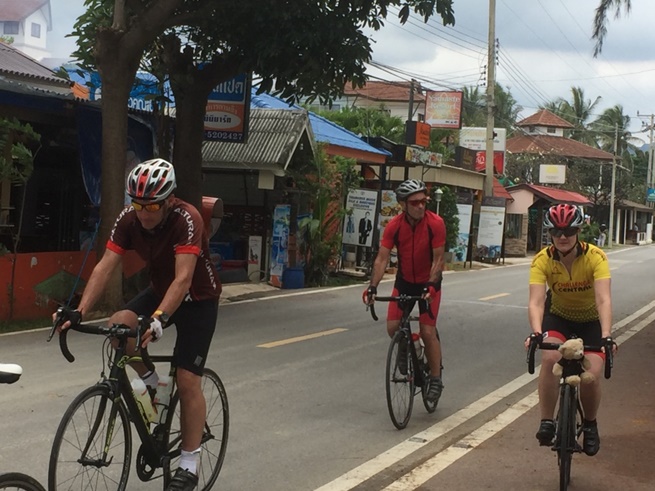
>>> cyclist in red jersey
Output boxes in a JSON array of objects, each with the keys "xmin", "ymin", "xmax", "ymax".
[
  {"xmin": 363, "ymin": 179, "xmax": 446, "ymax": 404},
  {"xmin": 54, "ymin": 159, "xmax": 219, "ymax": 491}
]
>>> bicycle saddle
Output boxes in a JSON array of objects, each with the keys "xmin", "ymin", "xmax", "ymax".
[{"xmin": 0, "ymin": 364, "xmax": 22, "ymax": 384}]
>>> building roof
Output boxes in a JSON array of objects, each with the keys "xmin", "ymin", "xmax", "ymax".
[
  {"xmin": 506, "ymin": 133, "xmax": 615, "ymax": 161},
  {"xmin": 0, "ymin": 0, "xmax": 48, "ymax": 21},
  {"xmin": 619, "ymin": 199, "xmax": 654, "ymax": 213},
  {"xmin": 202, "ymin": 109, "xmax": 315, "ymax": 176},
  {"xmin": 516, "ymin": 109, "xmax": 574, "ymax": 128},
  {"xmin": 250, "ymin": 89, "xmax": 391, "ymax": 161},
  {"xmin": 0, "ymin": 41, "xmax": 69, "ymax": 87},
  {"xmin": 493, "ymin": 177, "xmax": 512, "ymax": 200},
  {"xmin": 342, "ymin": 80, "xmax": 426, "ymax": 103},
  {"xmin": 506, "ymin": 183, "xmax": 592, "ymax": 205}
]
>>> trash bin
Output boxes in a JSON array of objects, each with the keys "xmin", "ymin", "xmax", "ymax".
[{"xmin": 282, "ymin": 267, "xmax": 304, "ymax": 289}]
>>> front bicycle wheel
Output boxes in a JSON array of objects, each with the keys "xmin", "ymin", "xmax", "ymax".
[
  {"xmin": 48, "ymin": 385, "xmax": 132, "ymax": 491},
  {"xmin": 557, "ymin": 384, "xmax": 575, "ymax": 491},
  {"xmin": 0, "ymin": 472, "xmax": 45, "ymax": 491},
  {"xmin": 163, "ymin": 368, "xmax": 229, "ymax": 491},
  {"xmin": 386, "ymin": 330, "xmax": 415, "ymax": 430}
]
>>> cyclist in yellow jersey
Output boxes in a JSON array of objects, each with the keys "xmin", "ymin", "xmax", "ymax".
[{"xmin": 526, "ymin": 204, "xmax": 616, "ymax": 457}]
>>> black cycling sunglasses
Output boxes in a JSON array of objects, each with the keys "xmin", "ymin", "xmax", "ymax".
[{"xmin": 549, "ymin": 227, "xmax": 579, "ymax": 238}]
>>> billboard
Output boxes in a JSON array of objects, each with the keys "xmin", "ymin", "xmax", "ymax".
[
  {"xmin": 424, "ymin": 91, "xmax": 463, "ymax": 129},
  {"xmin": 205, "ymin": 73, "xmax": 252, "ymax": 143},
  {"xmin": 342, "ymin": 189, "xmax": 379, "ymax": 247}
]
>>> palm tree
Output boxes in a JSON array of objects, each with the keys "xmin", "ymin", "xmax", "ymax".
[
  {"xmin": 559, "ymin": 87, "xmax": 602, "ymax": 145},
  {"xmin": 592, "ymin": 0, "xmax": 632, "ymax": 56},
  {"xmin": 461, "ymin": 86, "xmax": 486, "ymax": 127},
  {"xmin": 589, "ymin": 104, "xmax": 635, "ymax": 156}
]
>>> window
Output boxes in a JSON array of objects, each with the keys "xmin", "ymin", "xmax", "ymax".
[
  {"xmin": 547, "ymin": 127, "xmax": 556, "ymax": 134},
  {"xmin": 505, "ymin": 214, "xmax": 523, "ymax": 239},
  {"xmin": 31, "ymin": 22, "xmax": 41, "ymax": 38},
  {"xmin": 4, "ymin": 22, "xmax": 19, "ymax": 35}
]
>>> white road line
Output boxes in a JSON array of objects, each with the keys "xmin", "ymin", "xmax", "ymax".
[
  {"xmin": 379, "ymin": 309, "xmax": 655, "ymax": 490},
  {"xmin": 314, "ymin": 303, "xmax": 655, "ymax": 491},
  {"xmin": 478, "ymin": 293, "xmax": 510, "ymax": 301}
]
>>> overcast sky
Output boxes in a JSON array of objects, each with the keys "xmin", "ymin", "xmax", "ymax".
[{"xmin": 47, "ymin": 0, "xmax": 655, "ymax": 138}]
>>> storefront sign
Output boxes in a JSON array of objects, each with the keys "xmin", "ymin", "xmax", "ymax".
[
  {"xmin": 647, "ymin": 187, "xmax": 655, "ymax": 202},
  {"xmin": 343, "ymin": 189, "xmax": 378, "ymax": 247},
  {"xmin": 539, "ymin": 164, "xmax": 567, "ymax": 184},
  {"xmin": 270, "ymin": 205, "xmax": 290, "ymax": 285},
  {"xmin": 405, "ymin": 146, "xmax": 442, "ymax": 167},
  {"xmin": 476, "ymin": 201, "xmax": 506, "ymax": 260},
  {"xmin": 453, "ymin": 204, "xmax": 473, "ymax": 263},
  {"xmin": 205, "ymin": 73, "xmax": 252, "ymax": 143},
  {"xmin": 425, "ymin": 91, "xmax": 463, "ymax": 129},
  {"xmin": 405, "ymin": 121, "xmax": 432, "ymax": 147}
]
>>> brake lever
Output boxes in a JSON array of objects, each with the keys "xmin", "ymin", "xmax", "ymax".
[{"xmin": 47, "ymin": 307, "xmax": 66, "ymax": 342}]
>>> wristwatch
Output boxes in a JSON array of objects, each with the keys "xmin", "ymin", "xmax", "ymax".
[{"xmin": 154, "ymin": 309, "xmax": 170, "ymax": 326}]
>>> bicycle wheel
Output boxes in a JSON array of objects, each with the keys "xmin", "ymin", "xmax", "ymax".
[
  {"xmin": 48, "ymin": 385, "xmax": 132, "ymax": 491},
  {"xmin": 557, "ymin": 384, "xmax": 575, "ymax": 491},
  {"xmin": 0, "ymin": 472, "xmax": 45, "ymax": 491},
  {"xmin": 385, "ymin": 330, "xmax": 415, "ymax": 430},
  {"xmin": 163, "ymin": 368, "xmax": 230, "ymax": 491}
]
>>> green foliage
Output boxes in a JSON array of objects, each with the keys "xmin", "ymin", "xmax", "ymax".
[
  {"xmin": 314, "ymin": 105, "xmax": 405, "ymax": 142},
  {"xmin": 0, "ymin": 118, "xmax": 40, "ymax": 183},
  {"xmin": 426, "ymin": 185, "xmax": 459, "ymax": 251},
  {"xmin": 293, "ymin": 148, "xmax": 360, "ymax": 286}
]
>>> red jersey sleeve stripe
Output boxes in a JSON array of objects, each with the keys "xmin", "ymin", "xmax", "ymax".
[
  {"xmin": 175, "ymin": 244, "xmax": 201, "ymax": 255},
  {"xmin": 106, "ymin": 240, "xmax": 126, "ymax": 255}
]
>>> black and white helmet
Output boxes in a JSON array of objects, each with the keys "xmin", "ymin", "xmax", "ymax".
[{"xmin": 395, "ymin": 179, "xmax": 427, "ymax": 201}]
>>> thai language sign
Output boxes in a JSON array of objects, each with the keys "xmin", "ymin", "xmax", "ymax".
[{"xmin": 205, "ymin": 73, "xmax": 252, "ymax": 143}]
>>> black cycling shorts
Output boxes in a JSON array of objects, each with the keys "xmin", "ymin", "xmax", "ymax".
[
  {"xmin": 542, "ymin": 294, "xmax": 601, "ymax": 347},
  {"xmin": 124, "ymin": 287, "xmax": 218, "ymax": 376}
]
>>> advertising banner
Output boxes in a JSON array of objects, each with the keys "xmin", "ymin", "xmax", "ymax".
[
  {"xmin": 270, "ymin": 205, "xmax": 290, "ymax": 284},
  {"xmin": 378, "ymin": 190, "xmax": 403, "ymax": 242},
  {"xmin": 476, "ymin": 202, "xmax": 506, "ymax": 260},
  {"xmin": 248, "ymin": 235, "xmax": 263, "ymax": 282},
  {"xmin": 453, "ymin": 204, "xmax": 473, "ymax": 262},
  {"xmin": 205, "ymin": 73, "xmax": 252, "ymax": 143},
  {"xmin": 425, "ymin": 91, "xmax": 463, "ymax": 129},
  {"xmin": 539, "ymin": 164, "xmax": 567, "ymax": 184},
  {"xmin": 343, "ymin": 189, "xmax": 379, "ymax": 247},
  {"xmin": 647, "ymin": 188, "xmax": 655, "ymax": 203}
]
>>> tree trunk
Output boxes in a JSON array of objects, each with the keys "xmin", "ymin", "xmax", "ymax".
[{"xmin": 171, "ymin": 88, "xmax": 210, "ymax": 211}]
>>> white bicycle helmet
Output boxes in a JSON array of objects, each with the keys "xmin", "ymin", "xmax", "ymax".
[
  {"xmin": 127, "ymin": 158, "xmax": 176, "ymax": 201},
  {"xmin": 395, "ymin": 179, "xmax": 427, "ymax": 201}
]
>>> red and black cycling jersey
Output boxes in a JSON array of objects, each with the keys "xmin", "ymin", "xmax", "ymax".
[
  {"xmin": 381, "ymin": 210, "xmax": 446, "ymax": 285},
  {"xmin": 107, "ymin": 197, "xmax": 221, "ymax": 301}
]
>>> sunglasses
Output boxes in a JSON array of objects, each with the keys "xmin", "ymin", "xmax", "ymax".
[
  {"xmin": 549, "ymin": 227, "xmax": 579, "ymax": 238},
  {"xmin": 132, "ymin": 200, "xmax": 164, "ymax": 212},
  {"xmin": 407, "ymin": 198, "xmax": 430, "ymax": 207}
]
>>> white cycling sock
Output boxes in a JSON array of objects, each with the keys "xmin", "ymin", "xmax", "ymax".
[
  {"xmin": 141, "ymin": 370, "xmax": 159, "ymax": 389},
  {"xmin": 180, "ymin": 448, "xmax": 201, "ymax": 475}
]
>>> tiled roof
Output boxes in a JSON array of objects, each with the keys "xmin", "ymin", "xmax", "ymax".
[
  {"xmin": 202, "ymin": 109, "xmax": 313, "ymax": 176},
  {"xmin": 342, "ymin": 80, "xmax": 426, "ymax": 103},
  {"xmin": 493, "ymin": 177, "xmax": 512, "ymax": 200},
  {"xmin": 250, "ymin": 89, "xmax": 391, "ymax": 158},
  {"xmin": 506, "ymin": 134, "xmax": 614, "ymax": 161},
  {"xmin": 0, "ymin": 41, "xmax": 70, "ymax": 87},
  {"xmin": 516, "ymin": 109, "xmax": 574, "ymax": 128},
  {"xmin": 0, "ymin": 0, "xmax": 48, "ymax": 21},
  {"xmin": 507, "ymin": 183, "xmax": 591, "ymax": 205}
]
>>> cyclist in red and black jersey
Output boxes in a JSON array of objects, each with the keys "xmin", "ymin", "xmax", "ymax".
[
  {"xmin": 363, "ymin": 179, "xmax": 446, "ymax": 405},
  {"xmin": 54, "ymin": 159, "xmax": 219, "ymax": 491}
]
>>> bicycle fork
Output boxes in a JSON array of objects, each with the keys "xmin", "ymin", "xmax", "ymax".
[{"xmin": 78, "ymin": 395, "xmax": 116, "ymax": 468}]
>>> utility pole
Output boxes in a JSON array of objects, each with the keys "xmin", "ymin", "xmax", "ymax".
[
  {"xmin": 637, "ymin": 111, "xmax": 655, "ymax": 208},
  {"xmin": 484, "ymin": 0, "xmax": 496, "ymax": 197},
  {"xmin": 405, "ymin": 79, "xmax": 415, "ymax": 180},
  {"xmin": 608, "ymin": 123, "xmax": 618, "ymax": 249}
]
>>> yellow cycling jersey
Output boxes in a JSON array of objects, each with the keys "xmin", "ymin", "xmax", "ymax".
[{"xmin": 529, "ymin": 241, "xmax": 610, "ymax": 322}]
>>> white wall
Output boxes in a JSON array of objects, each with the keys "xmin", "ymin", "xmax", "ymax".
[{"xmin": 5, "ymin": 10, "xmax": 50, "ymax": 60}]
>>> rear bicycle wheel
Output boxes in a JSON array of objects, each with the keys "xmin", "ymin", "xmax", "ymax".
[
  {"xmin": 163, "ymin": 368, "xmax": 230, "ymax": 491},
  {"xmin": 385, "ymin": 330, "xmax": 415, "ymax": 430},
  {"xmin": 557, "ymin": 384, "xmax": 575, "ymax": 491},
  {"xmin": 48, "ymin": 385, "xmax": 132, "ymax": 491},
  {"xmin": 0, "ymin": 472, "xmax": 45, "ymax": 491}
]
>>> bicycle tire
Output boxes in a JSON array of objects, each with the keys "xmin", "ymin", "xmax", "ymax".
[
  {"xmin": 0, "ymin": 472, "xmax": 45, "ymax": 491},
  {"xmin": 163, "ymin": 368, "xmax": 230, "ymax": 491},
  {"xmin": 557, "ymin": 384, "xmax": 575, "ymax": 491},
  {"xmin": 385, "ymin": 330, "xmax": 414, "ymax": 430},
  {"xmin": 48, "ymin": 385, "xmax": 132, "ymax": 491}
]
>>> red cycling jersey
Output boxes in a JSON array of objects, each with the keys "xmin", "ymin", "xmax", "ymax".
[
  {"xmin": 106, "ymin": 198, "xmax": 221, "ymax": 301},
  {"xmin": 381, "ymin": 210, "xmax": 446, "ymax": 285}
]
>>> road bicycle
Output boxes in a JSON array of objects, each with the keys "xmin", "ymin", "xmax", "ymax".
[
  {"xmin": 0, "ymin": 364, "xmax": 47, "ymax": 491},
  {"xmin": 527, "ymin": 335, "xmax": 613, "ymax": 491},
  {"xmin": 46, "ymin": 308, "xmax": 229, "ymax": 491},
  {"xmin": 367, "ymin": 295, "xmax": 440, "ymax": 429}
]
